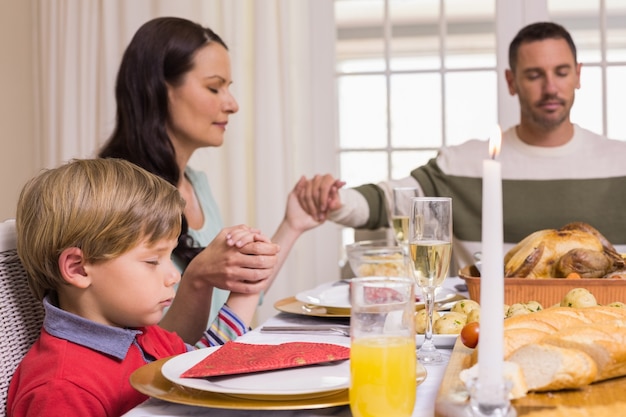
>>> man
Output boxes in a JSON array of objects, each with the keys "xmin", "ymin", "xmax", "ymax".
[{"xmin": 297, "ymin": 21, "xmax": 626, "ymax": 270}]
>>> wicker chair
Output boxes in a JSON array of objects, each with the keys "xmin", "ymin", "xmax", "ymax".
[{"xmin": 0, "ymin": 219, "xmax": 44, "ymax": 417}]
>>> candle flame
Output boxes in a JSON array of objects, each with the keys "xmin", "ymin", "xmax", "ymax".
[{"xmin": 489, "ymin": 125, "xmax": 502, "ymax": 160}]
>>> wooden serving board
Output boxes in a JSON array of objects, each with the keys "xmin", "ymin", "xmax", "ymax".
[{"xmin": 435, "ymin": 339, "xmax": 626, "ymax": 416}]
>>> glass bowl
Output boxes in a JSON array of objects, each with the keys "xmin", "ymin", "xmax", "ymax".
[{"xmin": 345, "ymin": 239, "xmax": 411, "ymax": 278}]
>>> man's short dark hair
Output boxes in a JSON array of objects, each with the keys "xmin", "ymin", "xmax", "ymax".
[{"xmin": 508, "ymin": 22, "xmax": 577, "ymax": 72}]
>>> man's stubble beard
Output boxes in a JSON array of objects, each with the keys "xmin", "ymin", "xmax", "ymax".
[{"xmin": 521, "ymin": 93, "xmax": 574, "ymax": 131}]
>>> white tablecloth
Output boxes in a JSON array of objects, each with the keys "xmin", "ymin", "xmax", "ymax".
[{"xmin": 123, "ymin": 277, "xmax": 468, "ymax": 417}]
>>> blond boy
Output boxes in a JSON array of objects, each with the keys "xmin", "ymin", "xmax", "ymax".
[{"xmin": 9, "ymin": 159, "xmax": 194, "ymax": 416}]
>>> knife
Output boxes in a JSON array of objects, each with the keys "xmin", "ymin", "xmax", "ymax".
[{"xmin": 260, "ymin": 325, "xmax": 350, "ymax": 337}]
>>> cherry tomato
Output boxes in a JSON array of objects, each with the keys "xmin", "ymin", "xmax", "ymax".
[{"xmin": 460, "ymin": 321, "xmax": 479, "ymax": 348}]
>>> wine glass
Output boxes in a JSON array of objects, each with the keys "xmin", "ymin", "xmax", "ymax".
[
  {"xmin": 408, "ymin": 197, "xmax": 453, "ymax": 364},
  {"xmin": 390, "ymin": 187, "xmax": 420, "ymax": 250}
]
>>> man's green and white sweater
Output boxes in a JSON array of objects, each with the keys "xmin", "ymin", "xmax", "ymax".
[{"xmin": 330, "ymin": 125, "xmax": 626, "ymax": 270}]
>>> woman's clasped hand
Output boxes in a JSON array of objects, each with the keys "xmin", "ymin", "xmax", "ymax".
[{"xmin": 187, "ymin": 225, "xmax": 280, "ymax": 293}]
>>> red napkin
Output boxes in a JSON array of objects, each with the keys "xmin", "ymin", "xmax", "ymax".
[{"xmin": 180, "ymin": 341, "xmax": 350, "ymax": 378}]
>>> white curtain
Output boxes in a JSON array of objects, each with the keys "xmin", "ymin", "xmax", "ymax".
[{"xmin": 33, "ymin": 0, "xmax": 341, "ymax": 324}]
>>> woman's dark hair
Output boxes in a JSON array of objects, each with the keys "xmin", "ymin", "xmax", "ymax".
[
  {"xmin": 99, "ymin": 17, "xmax": 228, "ymax": 265},
  {"xmin": 508, "ymin": 21, "xmax": 577, "ymax": 72}
]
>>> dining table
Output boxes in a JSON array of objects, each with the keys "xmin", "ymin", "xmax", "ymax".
[{"xmin": 122, "ymin": 277, "xmax": 469, "ymax": 417}]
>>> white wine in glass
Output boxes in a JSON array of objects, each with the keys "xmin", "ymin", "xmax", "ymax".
[
  {"xmin": 391, "ymin": 187, "xmax": 420, "ymax": 247},
  {"xmin": 410, "ymin": 241, "xmax": 452, "ymax": 288},
  {"xmin": 409, "ymin": 197, "xmax": 452, "ymax": 364},
  {"xmin": 391, "ymin": 215, "xmax": 410, "ymax": 245}
]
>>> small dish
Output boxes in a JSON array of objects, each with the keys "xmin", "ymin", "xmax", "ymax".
[{"xmin": 416, "ymin": 333, "xmax": 458, "ymax": 349}]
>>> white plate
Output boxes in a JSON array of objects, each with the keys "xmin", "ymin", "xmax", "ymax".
[
  {"xmin": 295, "ymin": 282, "xmax": 351, "ymax": 309},
  {"xmin": 295, "ymin": 281, "xmax": 459, "ymax": 309},
  {"xmin": 416, "ymin": 334, "xmax": 458, "ymax": 348},
  {"xmin": 161, "ymin": 346, "xmax": 350, "ymax": 396}
]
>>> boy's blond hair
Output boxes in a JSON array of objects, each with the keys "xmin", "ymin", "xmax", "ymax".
[{"xmin": 16, "ymin": 158, "xmax": 185, "ymax": 301}]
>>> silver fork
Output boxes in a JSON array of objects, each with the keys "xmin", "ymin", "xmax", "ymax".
[{"xmin": 260, "ymin": 325, "xmax": 350, "ymax": 337}]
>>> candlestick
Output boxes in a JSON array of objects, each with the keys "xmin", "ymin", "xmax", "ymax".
[{"xmin": 478, "ymin": 125, "xmax": 504, "ymax": 393}]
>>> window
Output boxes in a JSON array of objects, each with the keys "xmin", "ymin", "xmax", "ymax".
[
  {"xmin": 548, "ymin": 0, "xmax": 626, "ymax": 139},
  {"xmin": 335, "ymin": 0, "xmax": 497, "ymax": 247},
  {"xmin": 335, "ymin": 0, "xmax": 497, "ymax": 189}
]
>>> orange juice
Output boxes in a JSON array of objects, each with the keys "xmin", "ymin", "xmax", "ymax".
[{"xmin": 350, "ymin": 336, "xmax": 416, "ymax": 417}]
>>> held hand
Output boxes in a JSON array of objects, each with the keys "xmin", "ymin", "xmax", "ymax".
[
  {"xmin": 185, "ymin": 225, "xmax": 280, "ymax": 294},
  {"xmin": 283, "ymin": 177, "xmax": 330, "ymax": 233},
  {"xmin": 295, "ymin": 174, "xmax": 345, "ymax": 221},
  {"xmin": 225, "ymin": 226, "xmax": 270, "ymax": 247}
]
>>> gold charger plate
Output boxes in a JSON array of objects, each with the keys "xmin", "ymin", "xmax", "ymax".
[
  {"xmin": 274, "ymin": 296, "xmax": 351, "ymax": 318},
  {"xmin": 130, "ymin": 356, "xmax": 350, "ymax": 410},
  {"xmin": 274, "ymin": 293, "xmax": 467, "ymax": 318}
]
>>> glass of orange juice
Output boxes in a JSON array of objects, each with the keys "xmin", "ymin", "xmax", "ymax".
[{"xmin": 349, "ymin": 276, "xmax": 417, "ymax": 417}]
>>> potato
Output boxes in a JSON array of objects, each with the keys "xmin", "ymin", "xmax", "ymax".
[
  {"xmin": 606, "ymin": 301, "xmax": 626, "ymax": 309},
  {"xmin": 415, "ymin": 309, "xmax": 441, "ymax": 334},
  {"xmin": 466, "ymin": 308, "xmax": 480, "ymax": 324},
  {"xmin": 451, "ymin": 299, "xmax": 480, "ymax": 315},
  {"xmin": 506, "ymin": 303, "xmax": 534, "ymax": 318},
  {"xmin": 560, "ymin": 288, "xmax": 597, "ymax": 308},
  {"xmin": 433, "ymin": 312, "xmax": 466, "ymax": 334},
  {"xmin": 525, "ymin": 300, "xmax": 543, "ymax": 313}
]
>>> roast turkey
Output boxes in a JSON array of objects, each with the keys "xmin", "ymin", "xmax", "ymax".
[{"xmin": 504, "ymin": 222, "xmax": 625, "ymax": 278}]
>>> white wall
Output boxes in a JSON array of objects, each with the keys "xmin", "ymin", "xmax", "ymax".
[{"xmin": 0, "ymin": 0, "xmax": 37, "ymax": 221}]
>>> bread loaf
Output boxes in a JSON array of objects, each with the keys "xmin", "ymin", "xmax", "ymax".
[
  {"xmin": 540, "ymin": 320, "xmax": 626, "ymax": 382},
  {"xmin": 503, "ymin": 306, "xmax": 626, "ymax": 392},
  {"xmin": 503, "ymin": 307, "xmax": 594, "ymax": 358},
  {"xmin": 459, "ymin": 361, "xmax": 529, "ymax": 400},
  {"xmin": 508, "ymin": 343, "xmax": 597, "ymax": 391},
  {"xmin": 503, "ymin": 327, "xmax": 550, "ymax": 359}
]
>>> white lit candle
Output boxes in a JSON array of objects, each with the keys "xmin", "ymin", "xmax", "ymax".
[{"xmin": 479, "ymin": 125, "xmax": 504, "ymax": 389}]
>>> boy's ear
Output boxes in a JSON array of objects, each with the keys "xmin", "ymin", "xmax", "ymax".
[{"xmin": 58, "ymin": 247, "xmax": 91, "ymax": 289}]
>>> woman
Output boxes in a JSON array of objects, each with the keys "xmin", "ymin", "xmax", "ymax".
[{"xmin": 99, "ymin": 16, "xmax": 340, "ymax": 345}]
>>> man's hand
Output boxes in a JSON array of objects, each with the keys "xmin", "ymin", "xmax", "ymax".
[{"xmin": 295, "ymin": 174, "xmax": 345, "ymax": 221}]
